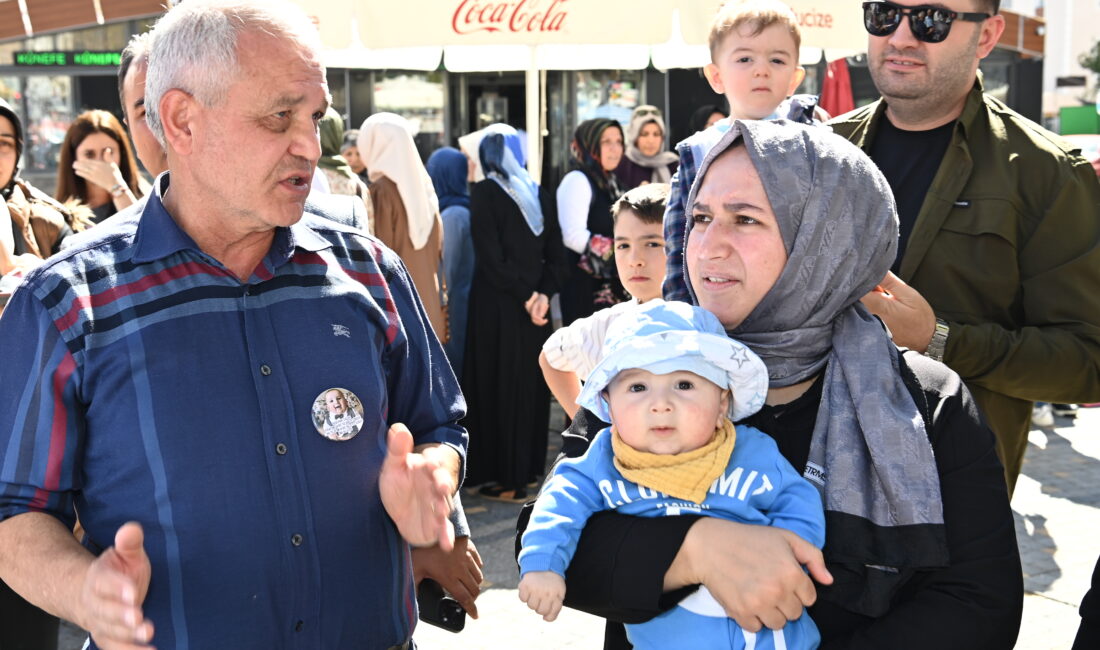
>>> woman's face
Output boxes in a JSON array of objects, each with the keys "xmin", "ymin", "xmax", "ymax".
[
  {"xmin": 597, "ymin": 126, "xmax": 624, "ymax": 172},
  {"xmin": 636, "ymin": 121, "xmax": 663, "ymax": 157},
  {"xmin": 0, "ymin": 115, "xmax": 16, "ymax": 189},
  {"xmin": 77, "ymin": 131, "xmax": 122, "ymax": 165},
  {"xmin": 686, "ymin": 146, "xmax": 787, "ymax": 330},
  {"xmin": 705, "ymin": 111, "xmax": 726, "ymax": 129}
]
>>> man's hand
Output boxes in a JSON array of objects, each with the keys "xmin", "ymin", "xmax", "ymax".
[
  {"xmin": 518, "ymin": 571, "xmax": 566, "ymax": 622},
  {"xmin": 411, "ymin": 536, "xmax": 484, "ymax": 618},
  {"xmin": 72, "ymin": 157, "xmax": 127, "ymax": 194},
  {"xmin": 80, "ymin": 522, "xmax": 154, "ymax": 649},
  {"xmin": 379, "ymin": 424, "xmax": 457, "ymax": 551},
  {"xmin": 671, "ymin": 519, "xmax": 832, "ymax": 632},
  {"xmin": 860, "ymin": 271, "xmax": 936, "ymax": 353}
]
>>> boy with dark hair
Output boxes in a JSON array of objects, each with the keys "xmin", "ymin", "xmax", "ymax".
[{"xmin": 540, "ymin": 183, "xmax": 669, "ymax": 417}]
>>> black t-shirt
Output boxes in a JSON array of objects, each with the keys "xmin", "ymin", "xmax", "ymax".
[{"xmin": 868, "ymin": 115, "xmax": 954, "ymax": 273}]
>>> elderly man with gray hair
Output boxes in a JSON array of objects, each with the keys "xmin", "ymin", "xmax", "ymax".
[{"xmin": 0, "ymin": 2, "xmax": 466, "ymax": 649}]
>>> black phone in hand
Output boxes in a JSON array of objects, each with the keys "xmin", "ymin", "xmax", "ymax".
[{"xmin": 417, "ymin": 578, "xmax": 466, "ymax": 633}]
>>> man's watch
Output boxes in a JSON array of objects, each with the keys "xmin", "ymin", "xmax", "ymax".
[{"xmin": 924, "ymin": 318, "xmax": 950, "ymax": 362}]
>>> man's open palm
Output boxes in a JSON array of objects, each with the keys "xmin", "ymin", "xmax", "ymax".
[{"xmin": 379, "ymin": 424, "xmax": 456, "ymax": 551}]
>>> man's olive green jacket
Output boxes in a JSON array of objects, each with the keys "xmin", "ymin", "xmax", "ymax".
[{"xmin": 830, "ymin": 79, "xmax": 1100, "ymax": 493}]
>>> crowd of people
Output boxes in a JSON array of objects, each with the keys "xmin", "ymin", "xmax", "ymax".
[{"xmin": 0, "ymin": 0, "xmax": 1098, "ymax": 649}]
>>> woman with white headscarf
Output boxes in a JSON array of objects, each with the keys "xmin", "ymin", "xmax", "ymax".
[
  {"xmin": 614, "ymin": 105, "xmax": 679, "ymax": 191},
  {"xmin": 462, "ymin": 124, "xmax": 568, "ymax": 502},
  {"xmin": 358, "ymin": 113, "xmax": 446, "ymax": 339}
]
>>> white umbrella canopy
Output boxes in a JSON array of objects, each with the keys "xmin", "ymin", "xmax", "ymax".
[
  {"xmin": 298, "ymin": 1, "xmax": 869, "ymax": 181},
  {"xmin": 657, "ymin": 0, "xmax": 865, "ymax": 69},
  {"xmin": 296, "ymin": 0, "xmax": 868, "ymax": 71}
]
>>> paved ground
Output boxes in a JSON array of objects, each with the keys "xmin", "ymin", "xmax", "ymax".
[{"xmin": 60, "ymin": 405, "xmax": 1098, "ymax": 648}]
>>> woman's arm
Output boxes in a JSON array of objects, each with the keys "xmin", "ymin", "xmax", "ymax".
[
  {"xmin": 468, "ymin": 182, "xmax": 534, "ymax": 302},
  {"xmin": 556, "ymin": 171, "xmax": 592, "ymax": 254},
  {"xmin": 536, "ymin": 187, "xmax": 569, "ymax": 296}
]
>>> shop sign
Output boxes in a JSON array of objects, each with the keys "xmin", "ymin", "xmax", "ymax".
[{"xmin": 14, "ymin": 51, "xmax": 121, "ymax": 67}]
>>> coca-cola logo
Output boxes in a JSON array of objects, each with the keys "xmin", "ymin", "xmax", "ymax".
[{"xmin": 452, "ymin": 0, "xmax": 569, "ymax": 35}]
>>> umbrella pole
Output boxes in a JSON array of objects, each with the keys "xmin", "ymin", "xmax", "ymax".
[{"xmin": 525, "ymin": 46, "xmax": 541, "ymax": 184}]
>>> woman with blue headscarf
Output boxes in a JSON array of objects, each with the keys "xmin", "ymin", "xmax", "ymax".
[
  {"xmin": 462, "ymin": 125, "xmax": 568, "ymax": 502},
  {"xmin": 427, "ymin": 147, "xmax": 475, "ymax": 377}
]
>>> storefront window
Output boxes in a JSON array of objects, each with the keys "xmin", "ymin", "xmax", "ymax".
[
  {"xmin": 22, "ymin": 76, "xmax": 73, "ymax": 178},
  {"xmin": 574, "ymin": 70, "xmax": 644, "ymax": 128},
  {"xmin": 55, "ymin": 23, "xmax": 130, "ymax": 52},
  {"xmin": 373, "ymin": 71, "xmax": 446, "ymax": 162}
]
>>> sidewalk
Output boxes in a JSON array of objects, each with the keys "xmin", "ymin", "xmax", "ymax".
[{"xmin": 58, "ymin": 407, "xmax": 1097, "ymax": 648}]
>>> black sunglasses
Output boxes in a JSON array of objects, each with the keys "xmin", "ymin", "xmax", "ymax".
[{"xmin": 862, "ymin": 1, "xmax": 989, "ymax": 43}]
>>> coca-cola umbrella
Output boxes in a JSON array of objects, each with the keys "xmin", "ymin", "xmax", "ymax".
[{"xmin": 293, "ymin": 0, "xmax": 865, "ymax": 180}]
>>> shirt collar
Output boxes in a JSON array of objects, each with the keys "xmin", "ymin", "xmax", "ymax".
[{"xmin": 132, "ymin": 173, "xmax": 333, "ymax": 265}]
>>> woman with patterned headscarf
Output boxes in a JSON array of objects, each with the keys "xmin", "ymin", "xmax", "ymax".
[
  {"xmin": 557, "ymin": 118, "xmax": 629, "ymax": 325},
  {"xmin": 358, "ymin": 113, "xmax": 446, "ymax": 339},
  {"xmin": 614, "ymin": 105, "xmax": 679, "ymax": 190},
  {"xmin": 462, "ymin": 124, "xmax": 567, "ymax": 502}
]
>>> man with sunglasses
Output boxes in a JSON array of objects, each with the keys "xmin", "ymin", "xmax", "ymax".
[{"xmin": 832, "ymin": 0, "xmax": 1100, "ymax": 496}]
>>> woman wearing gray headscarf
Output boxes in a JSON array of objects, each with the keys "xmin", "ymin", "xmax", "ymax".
[
  {"xmin": 614, "ymin": 105, "xmax": 679, "ymax": 191},
  {"xmin": 521, "ymin": 120, "xmax": 1022, "ymax": 648}
]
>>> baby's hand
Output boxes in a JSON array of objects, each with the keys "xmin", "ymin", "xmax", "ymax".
[{"xmin": 518, "ymin": 571, "xmax": 566, "ymax": 622}]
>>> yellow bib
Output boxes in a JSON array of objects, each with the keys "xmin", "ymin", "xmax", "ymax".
[{"xmin": 611, "ymin": 418, "xmax": 736, "ymax": 504}]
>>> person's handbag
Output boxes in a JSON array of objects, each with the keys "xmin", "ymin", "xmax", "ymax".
[{"xmin": 576, "ymin": 234, "xmax": 615, "ymax": 279}]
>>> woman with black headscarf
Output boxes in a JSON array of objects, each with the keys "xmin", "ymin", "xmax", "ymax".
[
  {"xmin": 556, "ymin": 118, "xmax": 629, "ymax": 325},
  {"xmin": 462, "ymin": 124, "xmax": 567, "ymax": 502},
  {"xmin": 520, "ymin": 120, "xmax": 1022, "ymax": 649}
]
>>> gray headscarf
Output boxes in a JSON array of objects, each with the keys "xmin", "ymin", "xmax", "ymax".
[
  {"xmin": 624, "ymin": 105, "xmax": 678, "ymax": 184},
  {"xmin": 680, "ymin": 120, "xmax": 948, "ymax": 615}
]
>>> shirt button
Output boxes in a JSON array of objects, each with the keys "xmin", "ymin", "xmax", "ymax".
[
  {"xmin": 295, "ymin": 620, "xmax": 304, "ymax": 632},
  {"xmin": 291, "ymin": 533, "xmax": 303, "ymax": 547},
  {"xmin": 260, "ymin": 364, "xmax": 272, "ymax": 376},
  {"xmin": 276, "ymin": 443, "xmax": 288, "ymax": 455}
]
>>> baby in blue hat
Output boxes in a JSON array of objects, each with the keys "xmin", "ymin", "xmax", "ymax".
[{"xmin": 518, "ymin": 301, "xmax": 825, "ymax": 650}]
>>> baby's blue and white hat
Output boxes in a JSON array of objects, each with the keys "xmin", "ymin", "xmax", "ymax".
[{"xmin": 577, "ymin": 301, "xmax": 768, "ymax": 423}]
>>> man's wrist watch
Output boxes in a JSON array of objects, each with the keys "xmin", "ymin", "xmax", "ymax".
[{"xmin": 924, "ymin": 318, "xmax": 950, "ymax": 362}]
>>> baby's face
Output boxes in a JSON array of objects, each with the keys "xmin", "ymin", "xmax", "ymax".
[
  {"xmin": 605, "ymin": 368, "xmax": 728, "ymax": 455},
  {"xmin": 325, "ymin": 390, "xmax": 348, "ymax": 415}
]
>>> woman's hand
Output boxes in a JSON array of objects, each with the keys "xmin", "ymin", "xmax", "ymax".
[
  {"xmin": 72, "ymin": 158, "xmax": 127, "ymax": 194},
  {"xmin": 666, "ymin": 518, "xmax": 832, "ymax": 632},
  {"xmin": 525, "ymin": 291, "xmax": 550, "ymax": 326},
  {"xmin": 411, "ymin": 536, "xmax": 484, "ymax": 618}
]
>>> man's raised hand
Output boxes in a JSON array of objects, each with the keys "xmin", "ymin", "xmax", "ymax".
[
  {"xmin": 379, "ymin": 423, "xmax": 457, "ymax": 551},
  {"xmin": 80, "ymin": 522, "xmax": 155, "ymax": 649}
]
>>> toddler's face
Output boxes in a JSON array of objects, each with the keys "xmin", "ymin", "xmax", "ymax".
[
  {"xmin": 613, "ymin": 209, "xmax": 666, "ymax": 302},
  {"xmin": 325, "ymin": 390, "xmax": 348, "ymax": 415},
  {"xmin": 705, "ymin": 23, "xmax": 805, "ymax": 120},
  {"xmin": 606, "ymin": 368, "xmax": 728, "ymax": 455}
]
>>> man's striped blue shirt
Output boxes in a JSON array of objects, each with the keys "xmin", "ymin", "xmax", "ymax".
[{"xmin": 0, "ymin": 179, "xmax": 466, "ymax": 648}]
